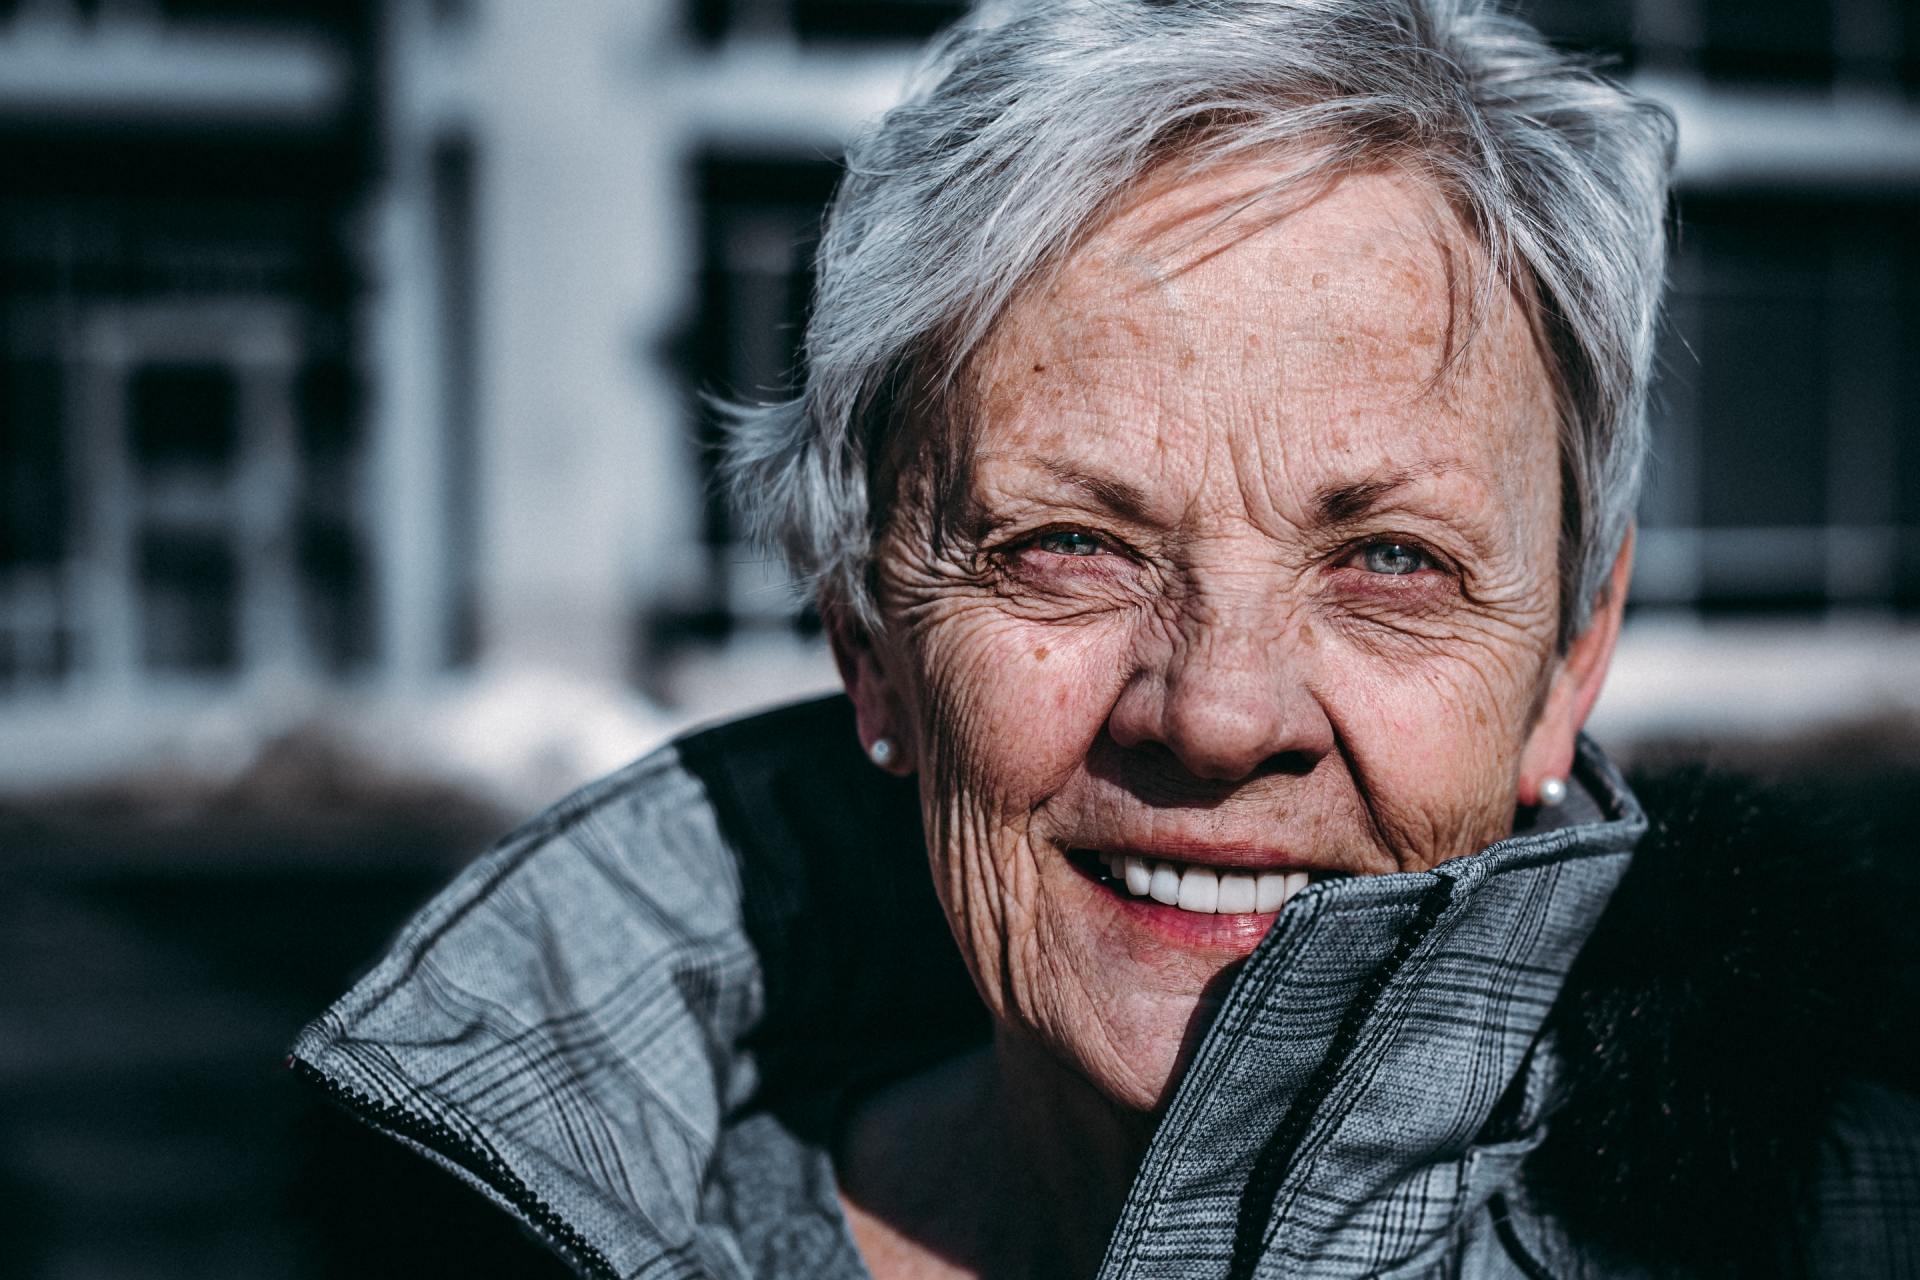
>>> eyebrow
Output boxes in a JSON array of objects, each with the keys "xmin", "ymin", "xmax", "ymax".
[
  {"xmin": 1035, "ymin": 457, "xmax": 1159, "ymax": 523},
  {"xmin": 1315, "ymin": 462, "xmax": 1465, "ymax": 524}
]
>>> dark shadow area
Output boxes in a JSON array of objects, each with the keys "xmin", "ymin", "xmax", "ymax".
[
  {"xmin": 1618, "ymin": 717, "xmax": 1920, "ymax": 1095},
  {"xmin": 0, "ymin": 734, "xmax": 572, "ymax": 1278}
]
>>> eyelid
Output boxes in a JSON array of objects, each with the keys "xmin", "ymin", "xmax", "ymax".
[
  {"xmin": 1336, "ymin": 535, "xmax": 1455, "ymax": 575},
  {"xmin": 1008, "ymin": 522, "xmax": 1125, "ymax": 557}
]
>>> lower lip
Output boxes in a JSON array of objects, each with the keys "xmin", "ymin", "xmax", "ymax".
[{"xmin": 1066, "ymin": 853, "xmax": 1283, "ymax": 954}]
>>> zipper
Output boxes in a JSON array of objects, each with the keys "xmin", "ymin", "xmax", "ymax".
[{"xmin": 288, "ymin": 1053, "xmax": 623, "ymax": 1280}]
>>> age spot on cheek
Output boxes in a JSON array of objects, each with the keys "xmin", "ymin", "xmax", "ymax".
[{"xmin": 1033, "ymin": 646, "xmax": 1050, "ymax": 662}]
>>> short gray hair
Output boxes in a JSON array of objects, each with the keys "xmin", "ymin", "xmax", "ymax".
[{"xmin": 721, "ymin": 0, "xmax": 1675, "ymax": 645}]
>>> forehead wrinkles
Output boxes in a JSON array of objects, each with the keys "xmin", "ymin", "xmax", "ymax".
[
  {"xmin": 985, "ymin": 171, "xmax": 1504, "ymax": 386},
  {"xmin": 965, "ymin": 165, "xmax": 1557, "ymax": 522}
]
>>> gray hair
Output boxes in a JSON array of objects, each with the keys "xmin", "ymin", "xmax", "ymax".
[{"xmin": 721, "ymin": 0, "xmax": 1675, "ymax": 646}]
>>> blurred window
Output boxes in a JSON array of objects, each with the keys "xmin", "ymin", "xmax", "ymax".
[
  {"xmin": 132, "ymin": 364, "xmax": 240, "ymax": 475},
  {"xmin": 138, "ymin": 526, "xmax": 239, "ymax": 673},
  {"xmin": 1907, "ymin": 2, "xmax": 1920, "ymax": 94},
  {"xmin": 153, "ymin": 0, "xmax": 359, "ymax": 34},
  {"xmin": 1525, "ymin": 0, "xmax": 1920, "ymax": 89},
  {"xmin": 0, "ymin": 0, "xmax": 376, "ymax": 706},
  {"xmin": 431, "ymin": 137, "xmax": 479, "ymax": 670},
  {"xmin": 295, "ymin": 359, "xmax": 373, "ymax": 676},
  {"xmin": 0, "ymin": 359, "xmax": 67, "ymax": 572},
  {"xmin": 1524, "ymin": 0, "xmax": 1637, "ymax": 70},
  {"xmin": 1638, "ymin": 192, "xmax": 1920, "ymax": 616},
  {"xmin": 690, "ymin": 0, "xmax": 965, "ymax": 43},
  {"xmin": 1698, "ymin": 0, "xmax": 1837, "ymax": 84},
  {"xmin": 128, "ymin": 361, "xmax": 241, "ymax": 675},
  {"xmin": 0, "ymin": 357, "xmax": 72, "ymax": 688},
  {"xmin": 672, "ymin": 150, "xmax": 841, "ymax": 645},
  {"xmin": 0, "ymin": 178, "xmax": 370, "ymax": 690}
]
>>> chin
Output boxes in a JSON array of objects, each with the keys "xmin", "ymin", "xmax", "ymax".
[
  {"xmin": 1018, "ymin": 882, "xmax": 1265, "ymax": 1113},
  {"xmin": 1058, "ymin": 980, "xmax": 1237, "ymax": 1114},
  {"xmin": 1009, "ymin": 836, "xmax": 1307, "ymax": 1110}
]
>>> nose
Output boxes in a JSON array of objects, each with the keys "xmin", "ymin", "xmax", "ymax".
[{"xmin": 1106, "ymin": 615, "xmax": 1334, "ymax": 782}]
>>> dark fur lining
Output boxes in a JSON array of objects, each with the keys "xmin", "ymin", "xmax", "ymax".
[{"xmin": 1526, "ymin": 767, "xmax": 1904, "ymax": 1277}]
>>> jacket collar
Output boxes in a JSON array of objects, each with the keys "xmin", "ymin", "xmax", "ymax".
[
  {"xmin": 1106, "ymin": 735, "xmax": 1644, "ymax": 1277},
  {"xmin": 292, "ymin": 696, "xmax": 1645, "ymax": 1279}
]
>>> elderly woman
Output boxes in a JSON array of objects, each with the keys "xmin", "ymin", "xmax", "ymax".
[{"xmin": 294, "ymin": 1, "xmax": 1918, "ymax": 1276}]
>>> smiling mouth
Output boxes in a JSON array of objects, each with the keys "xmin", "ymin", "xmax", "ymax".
[{"xmin": 1072, "ymin": 849, "xmax": 1335, "ymax": 915}]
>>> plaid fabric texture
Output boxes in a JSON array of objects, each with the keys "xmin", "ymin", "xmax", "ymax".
[
  {"xmin": 289, "ymin": 696, "xmax": 1912, "ymax": 1278},
  {"xmin": 1803, "ymin": 1083, "xmax": 1920, "ymax": 1277}
]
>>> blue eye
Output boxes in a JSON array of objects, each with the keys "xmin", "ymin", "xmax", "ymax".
[
  {"xmin": 1037, "ymin": 530, "xmax": 1103, "ymax": 556},
  {"xmin": 1360, "ymin": 541, "xmax": 1430, "ymax": 575}
]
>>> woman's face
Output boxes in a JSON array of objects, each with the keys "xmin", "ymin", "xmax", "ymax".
[{"xmin": 838, "ymin": 165, "xmax": 1626, "ymax": 1112}]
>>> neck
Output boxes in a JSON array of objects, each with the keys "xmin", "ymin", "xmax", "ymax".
[
  {"xmin": 837, "ymin": 1028, "xmax": 1154, "ymax": 1280},
  {"xmin": 988, "ymin": 1025, "xmax": 1155, "ymax": 1279}
]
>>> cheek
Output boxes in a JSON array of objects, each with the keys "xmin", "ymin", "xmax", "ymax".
[
  {"xmin": 1331, "ymin": 639, "xmax": 1551, "ymax": 861},
  {"xmin": 891, "ymin": 602, "xmax": 1144, "ymax": 1035},
  {"xmin": 905, "ymin": 602, "xmax": 1134, "ymax": 804}
]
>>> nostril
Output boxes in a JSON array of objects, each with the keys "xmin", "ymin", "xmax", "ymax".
[
  {"xmin": 1179, "ymin": 748, "xmax": 1313, "ymax": 784},
  {"xmin": 1104, "ymin": 660, "xmax": 1334, "ymax": 784},
  {"xmin": 1159, "ymin": 704, "xmax": 1328, "ymax": 783},
  {"xmin": 1085, "ymin": 734, "xmax": 1316, "ymax": 809},
  {"xmin": 1255, "ymin": 748, "xmax": 1320, "ymax": 779}
]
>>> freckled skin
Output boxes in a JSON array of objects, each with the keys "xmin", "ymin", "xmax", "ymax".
[{"xmin": 835, "ymin": 164, "xmax": 1631, "ymax": 1217}]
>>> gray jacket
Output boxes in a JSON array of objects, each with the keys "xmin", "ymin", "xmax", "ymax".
[{"xmin": 291, "ymin": 696, "xmax": 1919, "ymax": 1278}]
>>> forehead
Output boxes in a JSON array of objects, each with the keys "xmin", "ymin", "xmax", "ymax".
[{"xmin": 968, "ymin": 163, "xmax": 1558, "ymax": 496}]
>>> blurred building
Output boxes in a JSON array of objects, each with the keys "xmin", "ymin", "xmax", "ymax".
[{"xmin": 0, "ymin": 0, "xmax": 1917, "ymax": 800}]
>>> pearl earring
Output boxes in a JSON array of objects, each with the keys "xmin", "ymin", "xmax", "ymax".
[
  {"xmin": 868, "ymin": 737, "xmax": 896, "ymax": 768},
  {"xmin": 1537, "ymin": 776, "xmax": 1568, "ymax": 808}
]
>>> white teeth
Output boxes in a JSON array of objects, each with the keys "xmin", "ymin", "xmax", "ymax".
[
  {"xmin": 1216, "ymin": 872, "xmax": 1256, "ymax": 915},
  {"xmin": 1100, "ymin": 852, "xmax": 1321, "ymax": 915},
  {"xmin": 1176, "ymin": 866, "xmax": 1219, "ymax": 913}
]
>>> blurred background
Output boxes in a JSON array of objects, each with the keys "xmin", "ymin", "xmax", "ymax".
[{"xmin": 0, "ymin": 0, "xmax": 1916, "ymax": 1275}]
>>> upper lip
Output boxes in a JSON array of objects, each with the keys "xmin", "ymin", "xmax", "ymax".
[{"xmin": 1070, "ymin": 837, "xmax": 1327, "ymax": 874}]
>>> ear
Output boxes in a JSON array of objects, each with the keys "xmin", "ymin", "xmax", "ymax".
[
  {"xmin": 824, "ymin": 598, "xmax": 918, "ymax": 776},
  {"xmin": 1517, "ymin": 527, "xmax": 1634, "ymax": 805}
]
